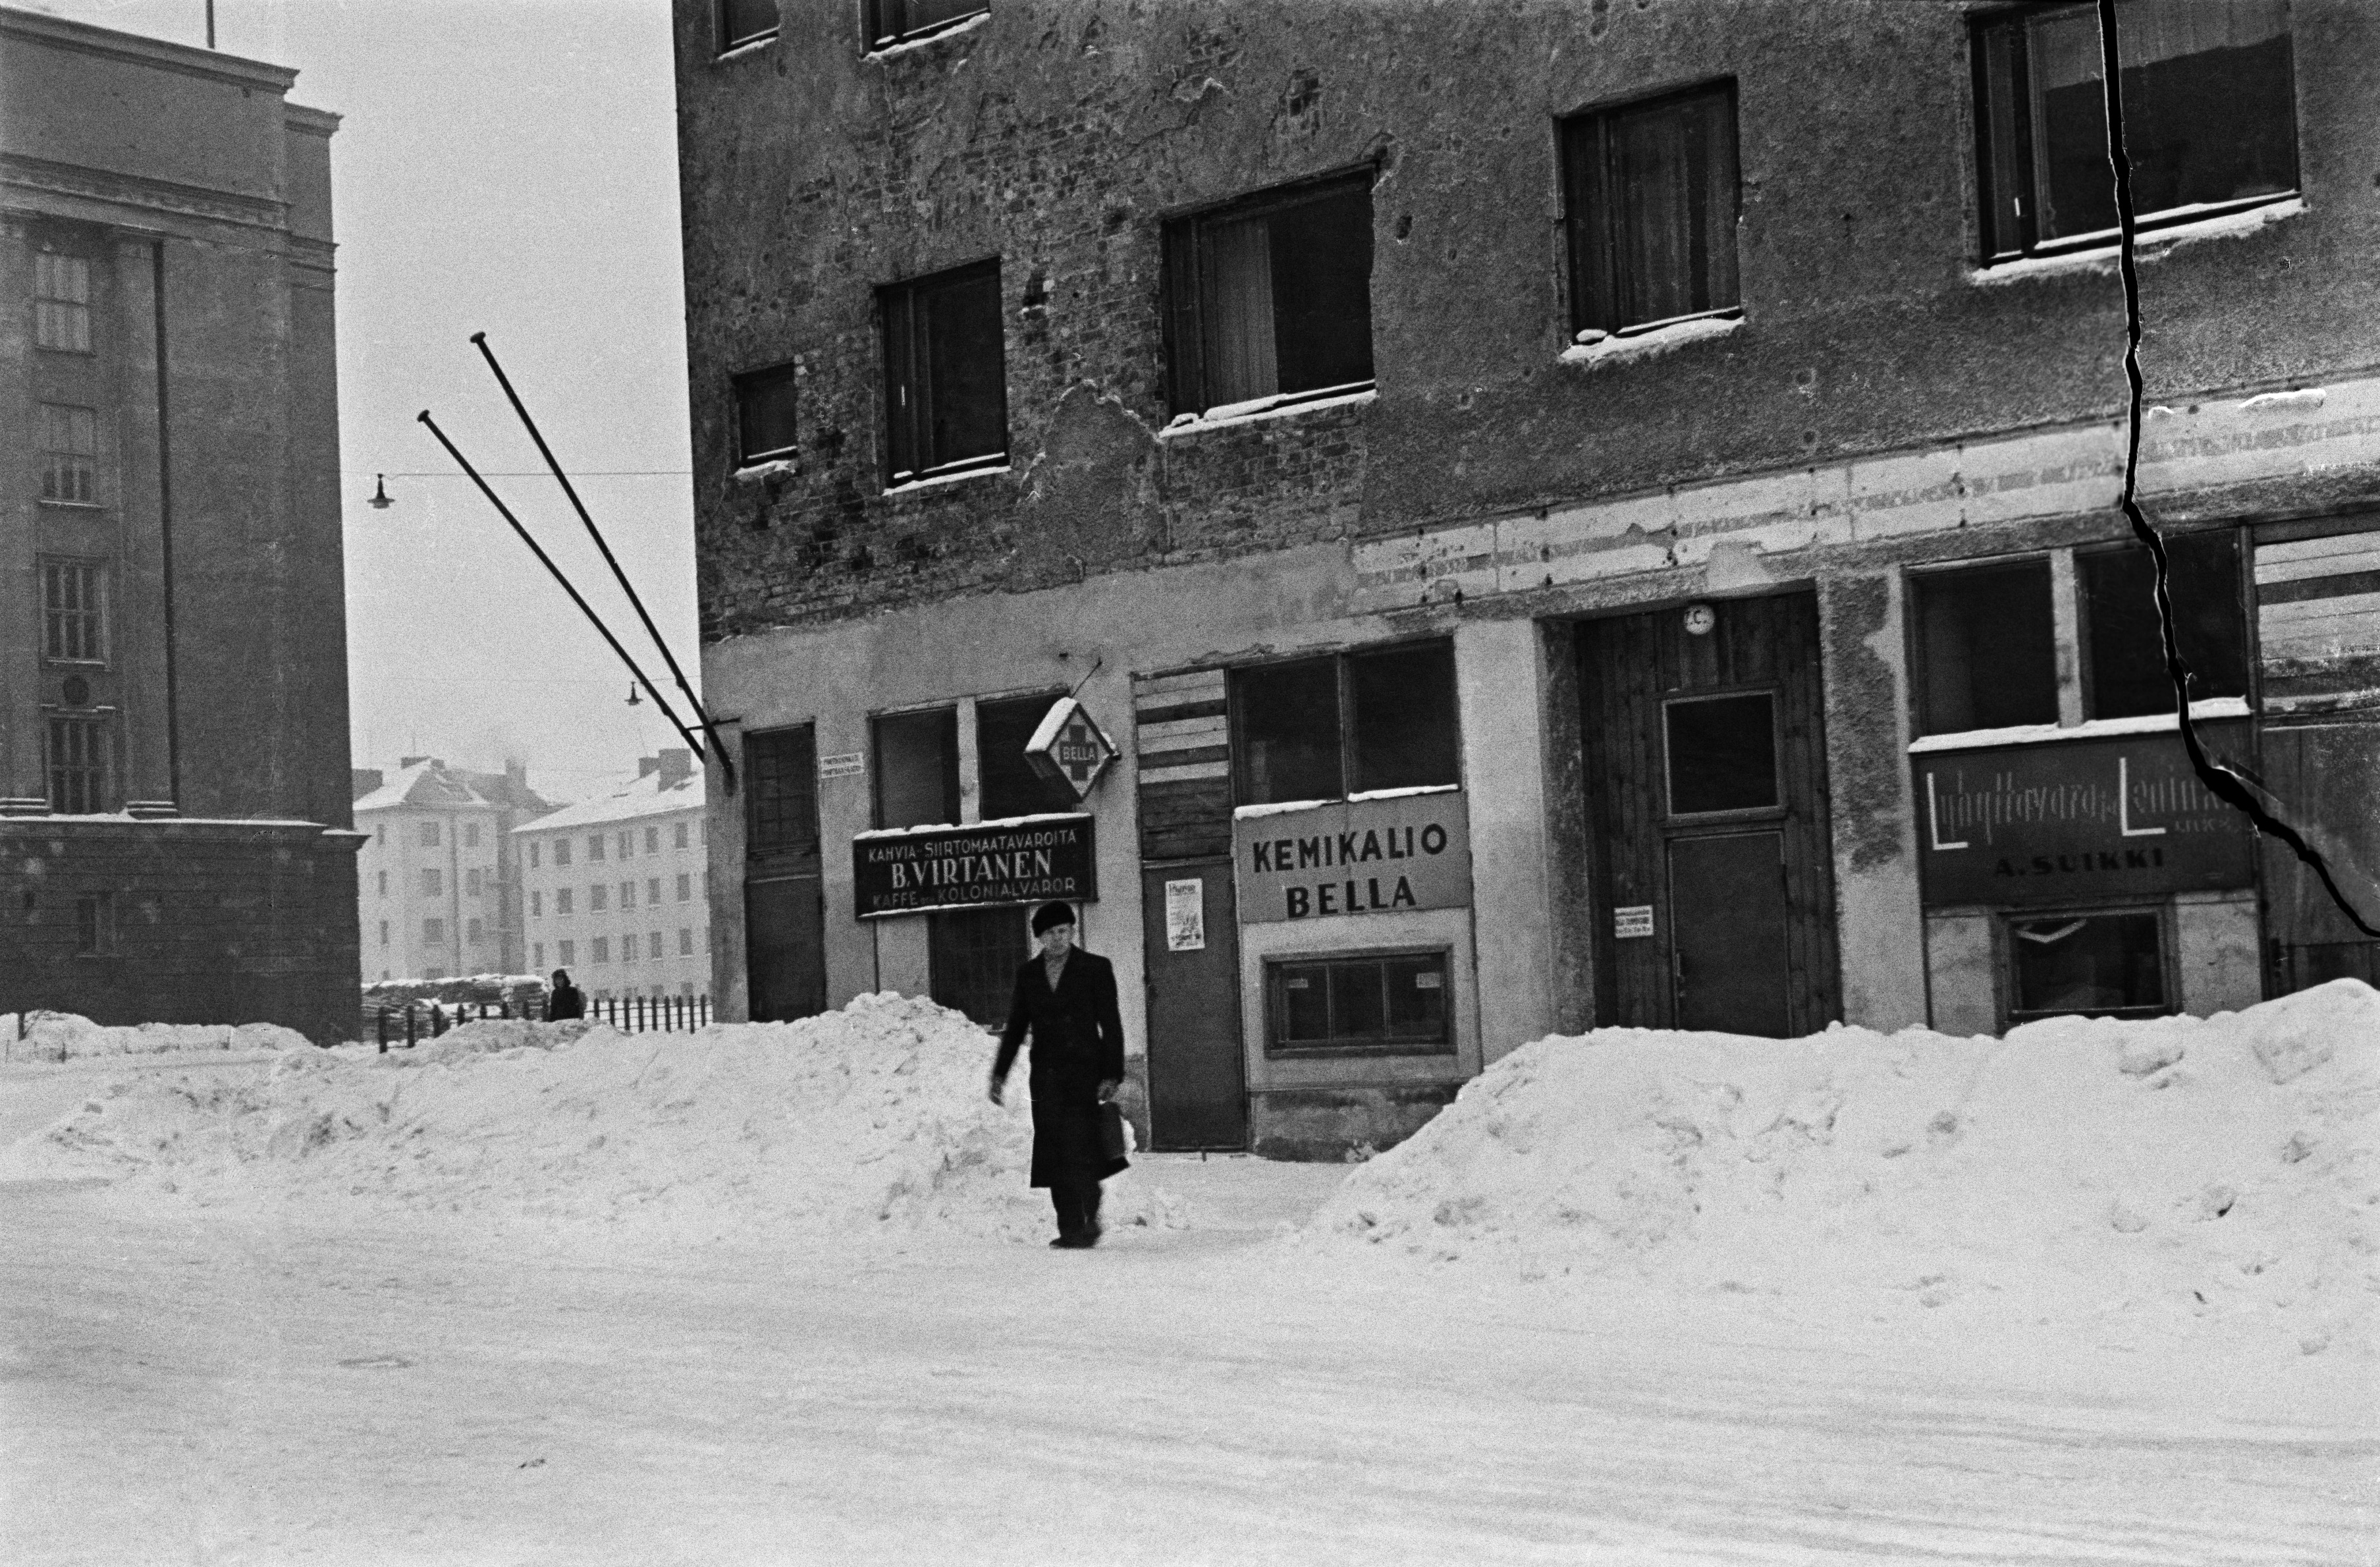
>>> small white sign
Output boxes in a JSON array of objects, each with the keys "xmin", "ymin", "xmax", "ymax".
[
  {"xmin": 817, "ymin": 752, "xmax": 865, "ymax": 780},
  {"xmin": 1164, "ymin": 879, "xmax": 1205, "ymax": 952},
  {"xmin": 1613, "ymin": 904, "xmax": 1655, "ymax": 940}
]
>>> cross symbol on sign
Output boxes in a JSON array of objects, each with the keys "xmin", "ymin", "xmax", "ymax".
[{"xmin": 1061, "ymin": 719, "xmax": 1100, "ymax": 782}]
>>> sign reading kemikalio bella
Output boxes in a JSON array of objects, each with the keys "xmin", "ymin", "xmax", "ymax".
[
  {"xmin": 1234, "ymin": 789, "xmax": 1471, "ymax": 923},
  {"xmin": 1914, "ymin": 723, "xmax": 2254, "ymax": 908},
  {"xmin": 852, "ymin": 815, "xmax": 1096, "ymax": 919}
]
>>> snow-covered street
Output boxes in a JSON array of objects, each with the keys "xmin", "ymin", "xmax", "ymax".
[{"xmin": 3, "ymin": 989, "xmax": 2374, "ymax": 1564}]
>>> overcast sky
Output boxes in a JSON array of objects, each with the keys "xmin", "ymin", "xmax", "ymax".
[{"xmin": 47, "ymin": 0, "xmax": 700, "ymax": 802}]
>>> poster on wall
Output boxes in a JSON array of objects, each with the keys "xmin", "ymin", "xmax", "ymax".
[
  {"xmin": 1233, "ymin": 789, "xmax": 1471, "ymax": 924},
  {"xmin": 852, "ymin": 815, "xmax": 1096, "ymax": 918},
  {"xmin": 1164, "ymin": 879, "xmax": 1206, "ymax": 951},
  {"xmin": 1913, "ymin": 723, "xmax": 2255, "ymax": 908}
]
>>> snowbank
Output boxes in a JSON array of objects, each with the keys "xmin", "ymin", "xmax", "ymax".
[
  {"xmin": 9, "ymin": 1011, "xmax": 313, "ymax": 1063},
  {"xmin": 18, "ymin": 994, "xmax": 1183, "ymax": 1246},
  {"xmin": 1308, "ymin": 983, "xmax": 2379, "ymax": 1356}
]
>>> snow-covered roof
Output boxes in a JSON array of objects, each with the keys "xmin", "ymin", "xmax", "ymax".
[
  {"xmin": 512, "ymin": 768, "xmax": 703, "ymax": 833},
  {"xmin": 354, "ymin": 759, "xmax": 497, "ymax": 815}
]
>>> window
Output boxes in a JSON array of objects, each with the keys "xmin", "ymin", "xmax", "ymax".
[
  {"xmin": 591, "ymin": 885, "xmax": 609, "ymax": 912},
  {"xmin": 589, "ymin": 834, "xmax": 606, "ymax": 861},
  {"xmin": 1266, "ymin": 949, "xmax": 1452, "ymax": 1056},
  {"xmin": 533, "ymin": 941, "xmax": 545, "ymax": 969},
  {"xmin": 734, "ymin": 362, "xmax": 798, "ymax": 466},
  {"xmin": 747, "ymin": 725, "xmax": 821, "ymax": 861},
  {"xmin": 557, "ymin": 887, "xmax": 574, "ymax": 914},
  {"xmin": 379, "ymin": 921, "xmax": 389, "ymax": 946},
  {"xmin": 649, "ymin": 931, "xmax": 665, "ymax": 960},
  {"xmin": 559, "ymin": 939, "xmax": 576, "ymax": 967},
  {"xmin": 47, "ymin": 716, "xmax": 108, "ymax": 813},
  {"xmin": 880, "ymin": 260, "xmax": 1008, "ymax": 486},
  {"xmin": 645, "ymin": 827, "xmax": 661, "ymax": 854},
  {"xmin": 679, "ymin": 926, "xmax": 695, "ymax": 956},
  {"xmin": 1665, "ymin": 693, "xmax": 1778, "ymax": 815},
  {"xmin": 2007, "ymin": 910, "xmax": 2170, "ymax": 1022},
  {"xmin": 618, "ymin": 831, "xmax": 633, "ymax": 859},
  {"xmin": 976, "ymin": 693, "xmax": 1078, "ymax": 819},
  {"xmin": 678, "ymin": 873, "xmax": 693, "ymax": 902},
  {"xmin": 531, "ymin": 890, "xmax": 543, "ymax": 917},
  {"xmin": 717, "ymin": 0, "xmax": 777, "ymax": 53},
  {"xmin": 554, "ymin": 837, "xmax": 572, "ymax": 867},
  {"xmin": 2080, "ymin": 533, "xmax": 2247, "ymax": 719},
  {"xmin": 464, "ymin": 822, "xmax": 481, "ymax": 848},
  {"xmin": 41, "ymin": 561, "xmax": 105, "ymax": 663},
  {"xmin": 421, "ymin": 868, "xmax": 443, "ymax": 896},
  {"xmin": 465, "ymin": 869, "xmax": 483, "ymax": 897},
  {"xmin": 466, "ymin": 918, "xmax": 485, "ymax": 945},
  {"xmin": 39, "ymin": 404, "xmax": 97, "ymax": 503},
  {"xmin": 873, "ymin": 707, "xmax": 961, "ymax": 829},
  {"xmin": 592, "ymin": 937, "xmax": 610, "ymax": 964},
  {"xmin": 865, "ymin": 0, "xmax": 985, "ymax": 50},
  {"xmin": 620, "ymin": 881, "xmax": 636, "ymax": 910},
  {"xmin": 1912, "ymin": 561, "xmax": 2059, "ymax": 735},
  {"xmin": 377, "ymin": 871, "xmax": 388, "ymax": 897},
  {"xmin": 929, "ymin": 906, "xmax": 1029, "ymax": 1027},
  {"xmin": 1164, "ymin": 171, "xmax": 1374, "ymax": 417},
  {"xmin": 422, "ymin": 821, "xmax": 441, "ymax": 847},
  {"xmin": 1974, "ymin": 1, "xmax": 2296, "ymax": 263},
  {"xmin": 648, "ymin": 877, "xmax": 663, "ymax": 904},
  {"xmin": 529, "ymin": 840, "xmax": 541, "ymax": 869},
  {"xmin": 675, "ymin": 822, "xmax": 690, "ymax": 850},
  {"xmin": 1561, "ymin": 82, "xmax": 1741, "ymax": 337},
  {"xmin": 424, "ymin": 918, "xmax": 446, "ymax": 945},
  {"xmin": 34, "ymin": 253, "xmax": 92, "ymax": 352},
  {"xmin": 74, "ymin": 892, "xmax": 115, "ymax": 956},
  {"xmin": 1233, "ymin": 640, "xmax": 1459, "ymax": 807}
]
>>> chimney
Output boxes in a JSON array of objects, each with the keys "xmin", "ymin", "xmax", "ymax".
[
  {"xmin": 506, "ymin": 757, "xmax": 527, "ymax": 797},
  {"xmin": 401, "ymin": 755, "xmax": 433, "ymax": 769},
  {"xmin": 637, "ymin": 756, "xmax": 659, "ymax": 779},
  {"xmin": 352, "ymin": 768, "xmax": 383, "ymax": 798},
  {"xmin": 657, "ymin": 748, "xmax": 693, "ymax": 790}
]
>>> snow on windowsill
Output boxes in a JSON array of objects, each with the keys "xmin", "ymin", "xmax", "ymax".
[
  {"xmin": 851, "ymin": 810, "xmax": 1089, "ymax": 842},
  {"xmin": 862, "ymin": 9, "xmax": 990, "ymax": 61},
  {"xmin": 712, "ymin": 32, "xmax": 777, "ymax": 64},
  {"xmin": 1161, "ymin": 385, "xmax": 1376, "ymax": 439},
  {"xmin": 732, "ymin": 458, "xmax": 796, "ymax": 485},
  {"xmin": 1907, "ymin": 698, "xmax": 2252, "ymax": 755},
  {"xmin": 882, "ymin": 462, "xmax": 1009, "ymax": 498},
  {"xmin": 1233, "ymin": 784, "xmax": 1459, "ymax": 821},
  {"xmin": 1558, "ymin": 312, "xmax": 1742, "ymax": 368},
  {"xmin": 1967, "ymin": 198, "xmax": 2304, "ymax": 287}
]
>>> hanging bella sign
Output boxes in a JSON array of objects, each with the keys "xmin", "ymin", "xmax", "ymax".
[
  {"xmin": 1233, "ymin": 788, "xmax": 1472, "ymax": 924},
  {"xmin": 1025, "ymin": 696, "xmax": 1118, "ymax": 802}
]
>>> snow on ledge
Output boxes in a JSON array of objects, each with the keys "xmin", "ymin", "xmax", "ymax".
[
  {"xmin": 1160, "ymin": 385, "xmax": 1376, "ymax": 438},
  {"xmin": 732, "ymin": 458, "xmax": 796, "ymax": 485},
  {"xmin": 862, "ymin": 9, "xmax": 990, "ymax": 61},
  {"xmin": 1558, "ymin": 312, "xmax": 1742, "ymax": 369},
  {"xmin": 711, "ymin": 32, "xmax": 776, "ymax": 64},
  {"xmin": 882, "ymin": 462, "xmax": 1010, "ymax": 497},
  {"xmin": 1907, "ymin": 698, "xmax": 2252, "ymax": 755},
  {"xmin": 2239, "ymin": 387, "xmax": 2327, "ymax": 415},
  {"xmin": 1231, "ymin": 785, "xmax": 1459, "ymax": 820},
  {"xmin": 1968, "ymin": 198, "xmax": 2304, "ymax": 287},
  {"xmin": 851, "ymin": 811, "xmax": 1089, "ymax": 842}
]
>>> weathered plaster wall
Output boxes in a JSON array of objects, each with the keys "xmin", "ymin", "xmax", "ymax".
[
  {"xmin": 1817, "ymin": 570, "xmax": 1926, "ymax": 1031},
  {"xmin": 2175, "ymin": 891, "xmax": 2265, "ymax": 1018},
  {"xmin": 674, "ymin": 0, "xmax": 2380, "ymax": 638}
]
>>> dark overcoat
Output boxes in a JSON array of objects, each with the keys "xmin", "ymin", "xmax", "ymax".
[{"xmin": 992, "ymin": 948, "xmax": 1129, "ymax": 1188}]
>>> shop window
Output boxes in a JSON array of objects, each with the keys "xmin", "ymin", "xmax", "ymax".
[
  {"xmin": 880, "ymin": 260, "xmax": 1007, "ymax": 487},
  {"xmin": 1973, "ymin": 1, "xmax": 2296, "ymax": 263},
  {"xmin": 34, "ymin": 253, "xmax": 92, "ymax": 352},
  {"xmin": 1561, "ymin": 82, "xmax": 1741, "ymax": 337},
  {"xmin": 1266, "ymin": 949, "xmax": 1452, "ymax": 1057},
  {"xmin": 865, "ymin": 0, "xmax": 985, "ymax": 50},
  {"xmin": 717, "ymin": 0, "xmax": 777, "ymax": 52},
  {"xmin": 41, "ymin": 561, "xmax": 105, "ymax": 663},
  {"xmin": 2007, "ymin": 910, "xmax": 2170, "ymax": 1022},
  {"xmin": 47, "ymin": 715, "xmax": 109, "ymax": 814},
  {"xmin": 873, "ymin": 707, "xmax": 960, "ymax": 829},
  {"xmin": 930, "ymin": 906, "xmax": 1031, "ymax": 1028},
  {"xmin": 977, "ymin": 693, "xmax": 1077, "ymax": 820},
  {"xmin": 1233, "ymin": 640, "xmax": 1459, "ymax": 807},
  {"xmin": 1912, "ymin": 561, "xmax": 2059, "ymax": 735},
  {"xmin": 1665, "ymin": 692, "xmax": 1778, "ymax": 815},
  {"xmin": 38, "ymin": 404, "xmax": 97, "ymax": 503},
  {"xmin": 1164, "ymin": 171, "xmax": 1374, "ymax": 418},
  {"xmin": 2080, "ymin": 533, "xmax": 2248, "ymax": 719}
]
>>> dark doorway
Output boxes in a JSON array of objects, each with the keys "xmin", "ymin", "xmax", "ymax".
[
  {"xmin": 1577, "ymin": 593, "xmax": 1839, "ymax": 1036},
  {"xmin": 744, "ymin": 725, "xmax": 828, "ymax": 1022},
  {"xmin": 1140, "ymin": 862, "xmax": 1247, "ymax": 1149}
]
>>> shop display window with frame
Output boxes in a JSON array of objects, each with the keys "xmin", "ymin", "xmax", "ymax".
[
  {"xmin": 873, "ymin": 706, "xmax": 961, "ymax": 829},
  {"xmin": 2004, "ymin": 906, "xmax": 2173, "ymax": 1024},
  {"xmin": 1231, "ymin": 640, "xmax": 1459, "ymax": 808},
  {"xmin": 1264, "ymin": 947, "xmax": 1453, "ymax": 1058}
]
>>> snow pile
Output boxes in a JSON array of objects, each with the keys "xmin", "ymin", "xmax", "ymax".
[
  {"xmin": 1310, "ymin": 983, "xmax": 2379, "ymax": 1353},
  {"xmin": 18, "ymin": 994, "xmax": 1182, "ymax": 1246},
  {"xmin": 11, "ymin": 1011, "xmax": 313, "ymax": 1062}
]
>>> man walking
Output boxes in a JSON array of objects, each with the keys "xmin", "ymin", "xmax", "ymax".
[{"xmin": 989, "ymin": 902, "xmax": 1128, "ymax": 1248}]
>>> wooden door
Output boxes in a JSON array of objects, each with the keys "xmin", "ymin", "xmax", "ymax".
[
  {"xmin": 1577, "ymin": 593, "xmax": 1839, "ymax": 1035},
  {"xmin": 1140, "ymin": 862, "xmax": 1247, "ymax": 1149}
]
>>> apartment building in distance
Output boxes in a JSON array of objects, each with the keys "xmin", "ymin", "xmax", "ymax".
[
  {"xmin": 1, "ymin": 7, "xmax": 359, "ymax": 1040},
  {"xmin": 353, "ymin": 758, "xmax": 556, "ymax": 981},
  {"xmin": 516, "ymin": 750, "xmax": 710, "ymax": 1003},
  {"xmin": 674, "ymin": 0, "xmax": 2380, "ymax": 1157}
]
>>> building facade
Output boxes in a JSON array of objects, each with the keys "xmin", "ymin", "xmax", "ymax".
[
  {"xmin": 515, "ymin": 751, "xmax": 711, "ymax": 1004},
  {"xmin": 353, "ymin": 758, "xmax": 555, "ymax": 982},
  {"xmin": 674, "ymin": 0, "xmax": 2380, "ymax": 1155},
  {"xmin": 1, "ymin": 9, "xmax": 360, "ymax": 1041}
]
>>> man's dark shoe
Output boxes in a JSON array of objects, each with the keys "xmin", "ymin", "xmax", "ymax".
[{"xmin": 1049, "ymin": 1232, "xmax": 1089, "ymax": 1249}]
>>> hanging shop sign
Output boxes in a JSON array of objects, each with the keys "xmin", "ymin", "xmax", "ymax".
[
  {"xmin": 1913, "ymin": 723, "xmax": 2254, "ymax": 908},
  {"xmin": 852, "ymin": 814, "xmax": 1096, "ymax": 918},
  {"xmin": 1025, "ymin": 697, "xmax": 1118, "ymax": 802},
  {"xmin": 1234, "ymin": 788, "xmax": 1472, "ymax": 924}
]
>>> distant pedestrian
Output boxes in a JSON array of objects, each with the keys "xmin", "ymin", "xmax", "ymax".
[
  {"xmin": 990, "ymin": 902, "xmax": 1128, "ymax": 1248},
  {"xmin": 546, "ymin": 969, "xmax": 585, "ymax": 1022}
]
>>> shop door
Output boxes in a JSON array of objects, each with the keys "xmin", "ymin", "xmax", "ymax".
[
  {"xmin": 1578, "ymin": 593, "xmax": 1839, "ymax": 1037},
  {"xmin": 1140, "ymin": 862, "xmax": 1247, "ymax": 1149},
  {"xmin": 744, "ymin": 725, "xmax": 828, "ymax": 1023},
  {"xmin": 745, "ymin": 875, "xmax": 826, "ymax": 1022}
]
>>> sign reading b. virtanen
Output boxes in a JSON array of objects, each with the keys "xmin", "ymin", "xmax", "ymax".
[{"xmin": 852, "ymin": 815, "xmax": 1096, "ymax": 919}]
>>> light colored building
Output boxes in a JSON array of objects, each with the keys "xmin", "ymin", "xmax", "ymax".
[
  {"xmin": 353, "ymin": 758, "xmax": 553, "ymax": 982},
  {"xmin": 515, "ymin": 750, "xmax": 709, "ymax": 1003}
]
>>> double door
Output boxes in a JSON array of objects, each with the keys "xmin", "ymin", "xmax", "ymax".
[{"xmin": 1578, "ymin": 593, "xmax": 1839, "ymax": 1037}]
